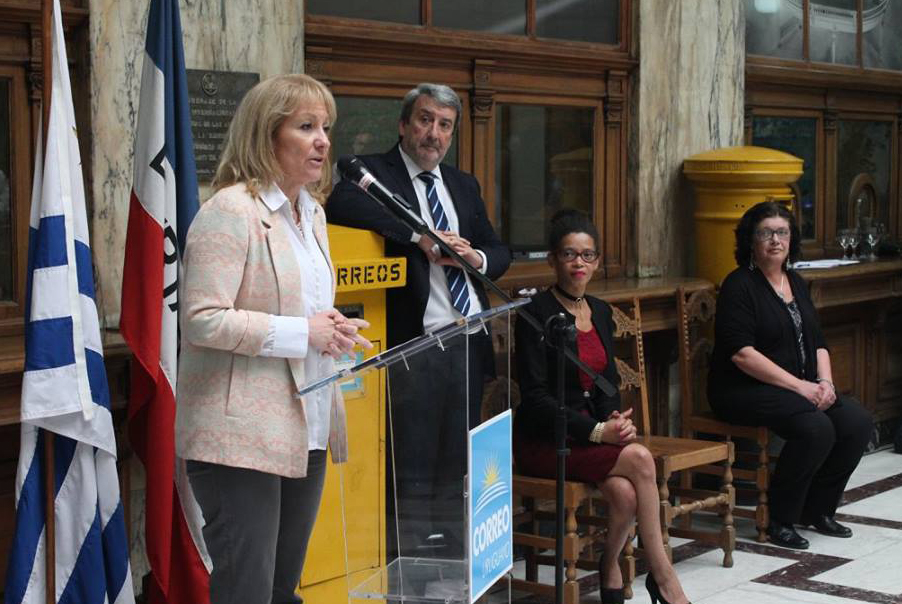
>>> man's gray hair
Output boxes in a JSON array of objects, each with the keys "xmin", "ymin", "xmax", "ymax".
[{"xmin": 399, "ymin": 83, "xmax": 462, "ymax": 125}]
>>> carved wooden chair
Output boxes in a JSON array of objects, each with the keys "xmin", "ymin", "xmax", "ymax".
[
  {"xmin": 510, "ymin": 320, "xmax": 637, "ymax": 603},
  {"xmin": 612, "ymin": 297, "xmax": 736, "ymax": 567},
  {"xmin": 676, "ymin": 286, "xmax": 773, "ymax": 543}
]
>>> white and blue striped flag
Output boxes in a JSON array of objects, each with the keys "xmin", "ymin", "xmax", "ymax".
[{"xmin": 4, "ymin": 0, "xmax": 135, "ymax": 602}]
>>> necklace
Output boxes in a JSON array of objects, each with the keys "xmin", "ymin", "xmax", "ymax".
[
  {"xmin": 554, "ymin": 284, "xmax": 583, "ymax": 303},
  {"xmin": 769, "ymin": 272, "xmax": 786, "ymax": 301}
]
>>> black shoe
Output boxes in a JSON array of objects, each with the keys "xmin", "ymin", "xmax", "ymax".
[
  {"xmin": 767, "ymin": 522, "xmax": 809, "ymax": 549},
  {"xmin": 600, "ymin": 587, "xmax": 625, "ymax": 604},
  {"xmin": 598, "ymin": 558, "xmax": 625, "ymax": 603},
  {"xmin": 645, "ymin": 573, "xmax": 691, "ymax": 604},
  {"xmin": 805, "ymin": 515, "xmax": 853, "ymax": 538}
]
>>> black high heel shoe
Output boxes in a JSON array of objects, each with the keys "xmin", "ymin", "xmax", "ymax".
[
  {"xmin": 598, "ymin": 559, "xmax": 624, "ymax": 604},
  {"xmin": 600, "ymin": 586, "xmax": 624, "ymax": 604},
  {"xmin": 646, "ymin": 572, "xmax": 691, "ymax": 604}
]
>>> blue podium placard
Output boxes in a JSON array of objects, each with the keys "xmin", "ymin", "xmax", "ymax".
[{"xmin": 468, "ymin": 409, "xmax": 513, "ymax": 602}]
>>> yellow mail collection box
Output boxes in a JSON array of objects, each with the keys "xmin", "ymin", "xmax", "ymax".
[
  {"xmin": 684, "ymin": 146, "xmax": 803, "ymax": 285},
  {"xmin": 299, "ymin": 225, "xmax": 405, "ymax": 603}
]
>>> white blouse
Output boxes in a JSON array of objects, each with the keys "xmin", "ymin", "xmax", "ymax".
[{"xmin": 258, "ymin": 184, "xmax": 334, "ymax": 452}]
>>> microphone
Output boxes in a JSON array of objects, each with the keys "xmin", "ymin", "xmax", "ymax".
[{"xmin": 337, "ymin": 156, "xmax": 425, "ymax": 233}]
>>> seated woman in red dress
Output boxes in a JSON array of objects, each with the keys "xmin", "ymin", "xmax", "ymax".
[{"xmin": 514, "ymin": 209, "xmax": 691, "ymax": 604}]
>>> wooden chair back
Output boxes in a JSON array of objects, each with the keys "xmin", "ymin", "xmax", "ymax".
[{"xmin": 609, "ymin": 297, "xmax": 652, "ymax": 434}]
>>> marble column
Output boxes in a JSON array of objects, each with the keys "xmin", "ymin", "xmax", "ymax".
[
  {"xmin": 88, "ymin": 0, "xmax": 304, "ymax": 589},
  {"xmin": 629, "ymin": 0, "xmax": 745, "ymax": 277}
]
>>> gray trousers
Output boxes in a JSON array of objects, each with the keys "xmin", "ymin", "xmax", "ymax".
[{"xmin": 187, "ymin": 451, "xmax": 328, "ymax": 604}]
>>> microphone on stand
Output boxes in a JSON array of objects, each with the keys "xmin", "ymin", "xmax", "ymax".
[{"xmin": 337, "ymin": 156, "xmax": 426, "ymax": 234}]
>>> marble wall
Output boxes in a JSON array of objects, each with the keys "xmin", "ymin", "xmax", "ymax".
[
  {"xmin": 629, "ymin": 0, "xmax": 745, "ymax": 278},
  {"xmin": 89, "ymin": 0, "xmax": 305, "ymax": 329},
  {"xmin": 87, "ymin": 0, "xmax": 304, "ymax": 589}
]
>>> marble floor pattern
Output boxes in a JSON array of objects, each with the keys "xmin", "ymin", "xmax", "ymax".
[{"xmin": 492, "ymin": 448, "xmax": 902, "ymax": 604}]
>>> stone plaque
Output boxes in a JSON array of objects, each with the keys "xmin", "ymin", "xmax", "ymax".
[{"xmin": 187, "ymin": 70, "xmax": 260, "ymax": 182}]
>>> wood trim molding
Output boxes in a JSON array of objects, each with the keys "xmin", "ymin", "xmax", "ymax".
[
  {"xmin": 747, "ymin": 58, "xmax": 902, "ymax": 95},
  {"xmin": 0, "ymin": 1, "xmax": 89, "ymax": 27},
  {"xmin": 305, "ymin": 18, "xmax": 637, "ymax": 74}
]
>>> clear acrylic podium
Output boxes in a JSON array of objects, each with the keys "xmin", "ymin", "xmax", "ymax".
[{"xmin": 300, "ymin": 300, "xmax": 524, "ymax": 603}]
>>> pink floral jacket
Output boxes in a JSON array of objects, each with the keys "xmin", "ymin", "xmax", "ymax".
[{"xmin": 175, "ymin": 183, "xmax": 348, "ymax": 477}]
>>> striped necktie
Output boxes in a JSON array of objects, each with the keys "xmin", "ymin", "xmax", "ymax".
[{"xmin": 417, "ymin": 171, "xmax": 471, "ymax": 316}]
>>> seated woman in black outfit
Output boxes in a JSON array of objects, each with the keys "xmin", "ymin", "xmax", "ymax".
[
  {"xmin": 708, "ymin": 201, "xmax": 873, "ymax": 550},
  {"xmin": 514, "ymin": 210, "xmax": 691, "ymax": 604}
]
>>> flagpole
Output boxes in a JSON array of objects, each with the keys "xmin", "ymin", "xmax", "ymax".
[{"xmin": 41, "ymin": 0, "xmax": 56, "ymax": 602}]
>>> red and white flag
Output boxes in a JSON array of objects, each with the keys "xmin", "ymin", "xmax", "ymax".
[{"xmin": 119, "ymin": 1, "xmax": 208, "ymax": 602}]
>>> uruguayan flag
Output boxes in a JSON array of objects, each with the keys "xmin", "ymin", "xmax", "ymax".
[{"xmin": 3, "ymin": 1, "xmax": 134, "ymax": 602}]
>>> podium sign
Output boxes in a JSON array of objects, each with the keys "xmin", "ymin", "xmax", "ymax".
[{"xmin": 468, "ymin": 410, "xmax": 513, "ymax": 602}]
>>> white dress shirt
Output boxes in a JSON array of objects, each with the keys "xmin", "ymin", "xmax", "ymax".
[
  {"xmin": 258, "ymin": 184, "xmax": 333, "ymax": 451},
  {"xmin": 398, "ymin": 148, "xmax": 486, "ymax": 334}
]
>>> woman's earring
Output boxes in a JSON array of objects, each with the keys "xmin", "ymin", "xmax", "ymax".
[
  {"xmin": 784, "ymin": 257, "xmax": 790, "ymax": 271},
  {"xmin": 748, "ymin": 257, "xmax": 756, "ymax": 271}
]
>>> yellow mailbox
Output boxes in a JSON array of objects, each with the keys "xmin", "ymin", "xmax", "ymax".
[
  {"xmin": 299, "ymin": 225, "xmax": 405, "ymax": 603},
  {"xmin": 684, "ymin": 146, "xmax": 803, "ymax": 285}
]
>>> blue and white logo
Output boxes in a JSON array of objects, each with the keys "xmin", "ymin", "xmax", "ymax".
[{"xmin": 468, "ymin": 410, "xmax": 513, "ymax": 602}]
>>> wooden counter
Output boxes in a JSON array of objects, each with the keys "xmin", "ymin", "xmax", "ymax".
[{"xmin": 794, "ymin": 258, "xmax": 902, "ymax": 434}]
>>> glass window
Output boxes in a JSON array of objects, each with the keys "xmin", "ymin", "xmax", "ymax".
[
  {"xmin": 332, "ymin": 96, "xmax": 458, "ymax": 176},
  {"xmin": 745, "ymin": 0, "xmax": 804, "ymax": 60},
  {"xmin": 863, "ymin": 0, "xmax": 902, "ymax": 70},
  {"xmin": 307, "ymin": 0, "xmax": 420, "ymax": 25},
  {"xmin": 535, "ymin": 0, "xmax": 619, "ymax": 44},
  {"xmin": 0, "ymin": 78, "xmax": 11, "ymax": 302},
  {"xmin": 836, "ymin": 120, "xmax": 892, "ymax": 231},
  {"xmin": 495, "ymin": 104, "xmax": 593, "ymax": 258},
  {"xmin": 433, "ymin": 0, "xmax": 526, "ymax": 35},
  {"xmin": 752, "ymin": 116, "xmax": 818, "ymax": 239},
  {"xmin": 809, "ymin": 0, "xmax": 858, "ymax": 65}
]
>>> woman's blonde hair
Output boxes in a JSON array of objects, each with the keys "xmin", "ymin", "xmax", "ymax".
[{"xmin": 211, "ymin": 74, "xmax": 337, "ymax": 201}]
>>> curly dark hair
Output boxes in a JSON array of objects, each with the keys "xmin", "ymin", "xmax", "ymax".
[
  {"xmin": 734, "ymin": 201, "xmax": 801, "ymax": 268},
  {"xmin": 548, "ymin": 209, "xmax": 599, "ymax": 252}
]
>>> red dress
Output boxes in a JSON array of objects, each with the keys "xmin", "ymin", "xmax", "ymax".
[{"xmin": 514, "ymin": 326, "xmax": 625, "ymax": 483}]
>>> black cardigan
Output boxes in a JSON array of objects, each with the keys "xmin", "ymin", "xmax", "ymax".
[
  {"xmin": 709, "ymin": 266, "xmax": 828, "ymax": 397},
  {"xmin": 513, "ymin": 289, "xmax": 621, "ymax": 444}
]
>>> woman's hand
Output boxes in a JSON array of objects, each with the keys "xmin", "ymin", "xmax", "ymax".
[
  {"xmin": 309, "ymin": 311, "xmax": 373, "ymax": 358},
  {"xmin": 815, "ymin": 380, "xmax": 837, "ymax": 411},
  {"xmin": 335, "ymin": 316, "xmax": 374, "ymax": 352},
  {"xmin": 603, "ymin": 409, "xmax": 638, "ymax": 444},
  {"xmin": 796, "ymin": 379, "xmax": 822, "ymax": 405}
]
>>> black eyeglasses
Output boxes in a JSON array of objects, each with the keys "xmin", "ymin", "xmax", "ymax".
[
  {"xmin": 754, "ymin": 227, "xmax": 791, "ymax": 241},
  {"xmin": 556, "ymin": 248, "xmax": 599, "ymax": 262}
]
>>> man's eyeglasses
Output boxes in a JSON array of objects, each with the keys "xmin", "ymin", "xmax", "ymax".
[
  {"xmin": 754, "ymin": 227, "xmax": 791, "ymax": 241},
  {"xmin": 556, "ymin": 248, "xmax": 599, "ymax": 262}
]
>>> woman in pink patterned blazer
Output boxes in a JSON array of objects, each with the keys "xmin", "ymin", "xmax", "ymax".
[{"xmin": 176, "ymin": 74, "xmax": 370, "ymax": 604}]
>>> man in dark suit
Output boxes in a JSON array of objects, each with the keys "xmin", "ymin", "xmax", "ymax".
[{"xmin": 327, "ymin": 83, "xmax": 511, "ymax": 560}]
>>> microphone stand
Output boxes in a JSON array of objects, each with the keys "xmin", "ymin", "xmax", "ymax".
[
  {"xmin": 355, "ymin": 177, "xmax": 616, "ymax": 398},
  {"xmin": 348, "ymin": 168, "xmax": 615, "ymax": 604},
  {"xmin": 546, "ymin": 313, "xmax": 575, "ymax": 604}
]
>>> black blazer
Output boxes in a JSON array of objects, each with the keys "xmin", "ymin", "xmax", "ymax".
[
  {"xmin": 326, "ymin": 145, "xmax": 511, "ymax": 350},
  {"xmin": 709, "ymin": 266, "xmax": 828, "ymax": 397},
  {"xmin": 513, "ymin": 289, "xmax": 621, "ymax": 444}
]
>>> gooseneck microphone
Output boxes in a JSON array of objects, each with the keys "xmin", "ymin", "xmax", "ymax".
[
  {"xmin": 336, "ymin": 154, "xmax": 615, "ymax": 397},
  {"xmin": 337, "ymin": 156, "xmax": 426, "ymax": 233}
]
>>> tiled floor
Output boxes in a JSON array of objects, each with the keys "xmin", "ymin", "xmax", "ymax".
[{"xmin": 498, "ymin": 448, "xmax": 902, "ymax": 603}]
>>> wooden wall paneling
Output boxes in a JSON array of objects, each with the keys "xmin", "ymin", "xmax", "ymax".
[
  {"xmin": 891, "ymin": 111, "xmax": 900, "ymax": 238},
  {"xmin": 470, "ymin": 59, "xmax": 496, "ymax": 222},
  {"xmin": 898, "ymin": 109, "xmax": 902, "ymax": 237},
  {"xmin": 0, "ymin": 63, "xmax": 30, "ymax": 334},
  {"xmin": 0, "ymin": 423, "xmax": 21, "ymax": 591},
  {"xmin": 818, "ymin": 316, "xmax": 862, "ymax": 397},
  {"xmin": 823, "ymin": 106, "xmax": 838, "ymax": 244},
  {"xmin": 874, "ymin": 301, "xmax": 902, "ymax": 422},
  {"xmin": 743, "ymin": 104, "xmax": 753, "ymax": 144},
  {"xmin": 604, "ymin": 70, "xmax": 626, "ymax": 279}
]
